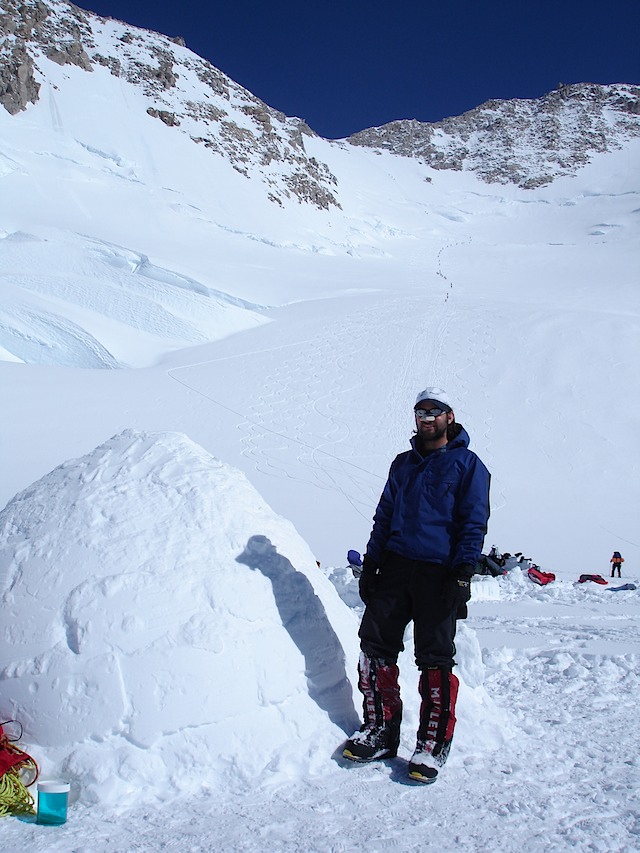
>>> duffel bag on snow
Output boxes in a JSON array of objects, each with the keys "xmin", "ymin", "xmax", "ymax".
[{"xmin": 527, "ymin": 567, "xmax": 555, "ymax": 585}]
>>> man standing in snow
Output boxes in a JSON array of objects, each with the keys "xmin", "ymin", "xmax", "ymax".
[{"xmin": 343, "ymin": 387, "xmax": 490, "ymax": 783}]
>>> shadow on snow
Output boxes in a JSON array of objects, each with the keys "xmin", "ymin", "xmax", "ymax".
[{"xmin": 237, "ymin": 535, "xmax": 359, "ymax": 734}]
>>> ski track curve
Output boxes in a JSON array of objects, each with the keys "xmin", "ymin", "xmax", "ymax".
[
  {"xmin": 236, "ymin": 291, "xmax": 458, "ymax": 503},
  {"xmin": 169, "ymin": 273, "xmax": 463, "ymax": 524}
]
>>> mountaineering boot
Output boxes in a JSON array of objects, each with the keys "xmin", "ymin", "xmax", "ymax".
[
  {"xmin": 343, "ymin": 713, "xmax": 402, "ymax": 762},
  {"xmin": 408, "ymin": 667, "xmax": 459, "ymax": 783},
  {"xmin": 343, "ymin": 652, "xmax": 402, "ymax": 762},
  {"xmin": 407, "ymin": 737, "xmax": 452, "ymax": 784}
]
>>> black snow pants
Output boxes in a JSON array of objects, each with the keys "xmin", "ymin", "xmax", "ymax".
[{"xmin": 358, "ymin": 551, "xmax": 459, "ymax": 670}]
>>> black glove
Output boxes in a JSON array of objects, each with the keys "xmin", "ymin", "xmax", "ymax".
[
  {"xmin": 442, "ymin": 566, "xmax": 473, "ymax": 614},
  {"xmin": 358, "ymin": 555, "xmax": 379, "ymax": 605}
]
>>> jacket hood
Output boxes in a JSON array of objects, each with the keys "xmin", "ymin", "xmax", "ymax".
[{"xmin": 447, "ymin": 421, "xmax": 469, "ymax": 448}]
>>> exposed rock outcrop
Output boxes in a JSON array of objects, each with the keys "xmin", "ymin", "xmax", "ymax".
[
  {"xmin": 348, "ymin": 83, "xmax": 640, "ymax": 189},
  {"xmin": 0, "ymin": 0, "xmax": 341, "ymax": 209},
  {"xmin": 1, "ymin": 1, "xmax": 638, "ymax": 198},
  {"xmin": 0, "ymin": 43, "xmax": 40, "ymax": 114},
  {"xmin": 146, "ymin": 107, "xmax": 180, "ymax": 126}
]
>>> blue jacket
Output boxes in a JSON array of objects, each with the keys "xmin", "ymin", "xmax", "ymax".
[{"xmin": 366, "ymin": 425, "xmax": 490, "ymax": 571}]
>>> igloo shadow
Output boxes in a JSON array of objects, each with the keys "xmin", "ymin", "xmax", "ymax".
[{"xmin": 237, "ymin": 535, "xmax": 358, "ymax": 734}]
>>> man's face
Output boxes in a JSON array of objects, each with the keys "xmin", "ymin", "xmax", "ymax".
[{"xmin": 414, "ymin": 401, "xmax": 453, "ymax": 443}]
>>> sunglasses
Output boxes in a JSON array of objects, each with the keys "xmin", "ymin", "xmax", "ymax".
[{"xmin": 415, "ymin": 407, "xmax": 447, "ymax": 421}]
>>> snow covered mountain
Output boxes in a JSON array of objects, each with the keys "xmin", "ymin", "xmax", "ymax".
[
  {"xmin": 2, "ymin": 0, "xmax": 639, "ymax": 198},
  {"xmin": 349, "ymin": 83, "xmax": 640, "ymax": 188},
  {"xmin": 0, "ymin": 0, "xmax": 339, "ymax": 208},
  {"xmin": 1, "ymin": 2, "xmax": 639, "ymax": 849},
  {"xmin": 1, "ymin": 0, "xmax": 639, "ymax": 572}
]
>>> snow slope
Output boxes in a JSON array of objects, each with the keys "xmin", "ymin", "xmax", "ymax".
[
  {"xmin": 0, "ymin": 13, "xmax": 639, "ymax": 572},
  {"xmin": 2, "ymin": 125, "xmax": 639, "ymax": 571}
]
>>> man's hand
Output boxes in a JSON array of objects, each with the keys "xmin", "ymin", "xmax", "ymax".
[{"xmin": 358, "ymin": 555, "xmax": 379, "ymax": 605}]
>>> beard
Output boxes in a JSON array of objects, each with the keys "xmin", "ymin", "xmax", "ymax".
[
  {"xmin": 414, "ymin": 419, "xmax": 450, "ymax": 451},
  {"xmin": 418, "ymin": 420, "xmax": 448, "ymax": 440}
]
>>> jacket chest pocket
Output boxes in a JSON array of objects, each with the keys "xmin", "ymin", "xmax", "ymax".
[{"xmin": 422, "ymin": 476, "xmax": 456, "ymax": 505}]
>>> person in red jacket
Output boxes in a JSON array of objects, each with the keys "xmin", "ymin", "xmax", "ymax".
[{"xmin": 342, "ymin": 387, "xmax": 490, "ymax": 783}]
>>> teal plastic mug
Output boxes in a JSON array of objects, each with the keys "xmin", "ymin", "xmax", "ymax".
[{"xmin": 37, "ymin": 781, "xmax": 70, "ymax": 825}]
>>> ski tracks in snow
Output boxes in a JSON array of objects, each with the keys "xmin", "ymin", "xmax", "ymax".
[
  {"xmin": 433, "ymin": 239, "xmax": 507, "ymax": 514},
  {"xmin": 166, "ymin": 236, "xmax": 510, "ymax": 550},
  {"xmin": 169, "ymin": 279, "xmax": 464, "ymax": 530},
  {"xmin": 233, "ymin": 279, "xmax": 469, "ymax": 517}
]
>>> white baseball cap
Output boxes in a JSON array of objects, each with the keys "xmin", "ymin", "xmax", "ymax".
[{"xmin": 414, "ymin": 387, "xmax": 453, "ymax": 411}]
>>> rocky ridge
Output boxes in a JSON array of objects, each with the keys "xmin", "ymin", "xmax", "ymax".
[
  {"xmin": 1, "ymin": 1, "xmax": 639, "ymax": 198},
  {"xmin": 348, "ymin": 84, "xmax": 640, "ymax": 189},
  {"xmin": 0, "ymin": 0, "xmax": 339, "ymax": 209}
]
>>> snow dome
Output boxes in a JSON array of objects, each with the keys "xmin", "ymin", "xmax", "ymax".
[{"xmin": 0, "ymin": 430, "xmax": 361, "ymax": 804}]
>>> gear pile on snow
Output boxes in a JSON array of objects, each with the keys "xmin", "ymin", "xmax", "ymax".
[{"xmin": 475, "ymin": 547, "xmax": 537, "ymax": 576}]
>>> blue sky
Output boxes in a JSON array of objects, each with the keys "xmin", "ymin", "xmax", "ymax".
[{"xmin": 85, "ymin": 0, "xmax": 640, "ymax": 138}]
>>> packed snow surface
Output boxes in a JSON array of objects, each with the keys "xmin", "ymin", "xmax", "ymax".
[
  {"xmin": 1, "ymin": 432, "xmax": 639, "ymax": 853},
  {"xmin": 0, "ymin": 435, "xmax": 638, "ymax": 849}
]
